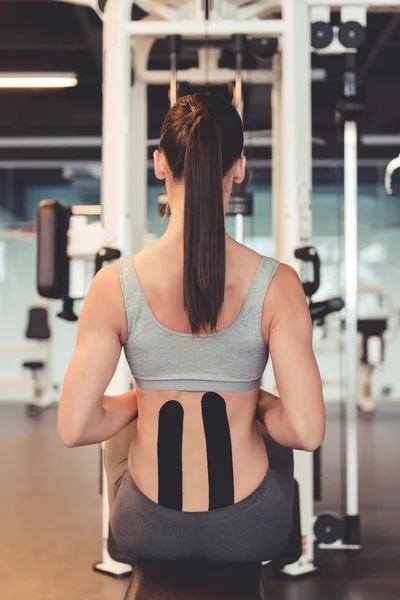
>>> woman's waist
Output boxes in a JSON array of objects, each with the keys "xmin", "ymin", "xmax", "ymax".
[
  {"xmin": 131, "ymin": 417, "xmax": 264, "ymax": 454},
  {"xmin": 134, "ymin": 386, "xmax": 260, "ymax": 414},
  {"xmin": 133, "ymin": 394, "xmax": 260, "ymax": 454},
  {"xmin": 128, "ymin": 430, "xmax": 269, "ymax": 512},
  {"xmin": 130, "ymin": 414, "xmax": 267, "ymax": 469}
]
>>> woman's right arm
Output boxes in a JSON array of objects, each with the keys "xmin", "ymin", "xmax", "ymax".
[
  {"xmin": 60, "ymin": 390, "xmax": 138, "ymax": 447},
  {"xmin": 259, "ymin": 264, "xmax": 326, "ymax": 452}
]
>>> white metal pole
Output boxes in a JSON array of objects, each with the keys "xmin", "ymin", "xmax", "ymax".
[
  {"xmin": 94, "ymin": 0, "xmax": 133, "ymax": 577},
  {"xmin": 194, "ymin": 0, "xmax": 206, "ymax": 19},
  {"xmin": 308, "ymin": 0, "xmax": 400, "ymax": 7},
  {"xmin": 271, "ymin": 53, "xmax": 282, "ymax": 260},
  {"xmin": 235, "ymin": 52, "xmax": 244, "ymax": 119},
  {"xmin": 169, "ymin": 40, "xmax": 178, "ymax": 107},
  {"xmin": 235, "ymin": 214, "xmax": 244, "ymax": 244},
  {"xmin": 343, "ymin": 119, "xmax": 359, "ymax": 517},
  {"xmin": 279, "ymin": 3, "xmax": 312, "ymax": 266},
  {"xmin": 264, "ymin": 53, "xmax": 281, "ymax": 394},
  {"xmin": 126, "ymin": 19, "xmax": 284, "ymax": 37},
  {"xmin": 132, "ymin": 67, "xmax": 325, "ymax": 86},
  {"xmin": 279, "ymin": 0, "xmax": 315, "ymax": 577},
  {"xmin": 130, "ymin": 38, "xmax": 153, "ymax": 255},
  {"xmin": 340, "ymin": 53, "xmax": 361, "ymax": 547},
  {"xmin": 101, "ymin": 0, "xmax": 132, "ymax": 255},
  {"xmin": 234, "ymin": 40, "xmax": 244, "ymax": 245}
]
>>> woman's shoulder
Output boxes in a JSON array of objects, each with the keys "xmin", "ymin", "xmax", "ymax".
[
  {"xmin": 257, "ymin": 261, "xmax": 301, "ymax": 342},
  {"xmin": 262, "ymin": 262, "xmax": 307, "ymax": 327},
  {"xmin": 82, "ymin": 263, "xmax": 129, "ymax": 340},
  {"xmin": 91, "ymin": 263, "xmax": 131, "ymax": 311},
  {"xmin": 227, "ymin": 239, "xmax": 281, "ymax": 281},
  {"xmin": 131, "ymin": 240, "xmax": 173, "ymax": 272},
  {"xmin": 227, "ymin": 238, "xmax": 262, "ymax": 265},
  {"xmin": 270, "ymin": 262, "xmax": 302, "ymax": 290}
]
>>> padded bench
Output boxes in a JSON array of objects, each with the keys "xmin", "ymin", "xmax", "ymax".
[{"xmin": 123, "ymin": 560, "xmax": 267, "ymax": 600}]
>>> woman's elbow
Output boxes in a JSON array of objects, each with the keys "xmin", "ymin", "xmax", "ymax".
[
  {"xmin": 300, "ymin": 434, "xmax": 325, "ymax": 452},
  {"xmin": 57, "ymin": 413, "xmax": 83, "ymax": 448},
  {"xmin": 298, "ymin": 423, "xmax": 326, "ymax": 452},
  {"xmin": 58, "ymin": 424, "xmax": 80, "ymax": 448}
]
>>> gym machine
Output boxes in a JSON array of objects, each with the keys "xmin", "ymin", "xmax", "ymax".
[
  {"xmin": 36, "ymin": 198, "xmax": 131, "ymax": 580},
  {"xmin": 352, "ymin": 153, "xmax": 400, "ymax": 412},
  {"xmin": 296, "ymin": 246, "xmax": 344, "ymax": 326},
  {"xmin": 116, "ymin": 24, "xmax": 303, "ymax": 597},
  {"xmin": 37, "ymin": 200, "xmax": 122, "ymax": 320},
  {"xmin": 22, "ymin": 306, "xmax": 54, "ymax": 417},
  {"xmin": 226, "ymin": 35, "xmax": 254, "ymax": 242},
  {"xmin": 326, "ymin": 28, "xmax": 363, "ymax": 551},
  {"xmin": 280, "ymin": 7, "xmax": 367, "ymax": 572},
  {"xmin": 273, "ymin": 0, "xmax": 400, "ymax": 575},
  {"xmin": 0, "ymin": 304, "xmax": 55, "ymax": 414},
  {"xmin": 157, "ymin": 33, "xmax": 255, "ymax": 229},
  {"xmin": 293, "ymin": 0, "xmax": 396, "ymax": 557},
  {"xmin": 385, "ymin": 154, "xmax": 400, "ymax": 197},
  {"xmin": 356, "ymin": 314, "xmax": 388, "ymax": 412},
  {"xmin": 295, "ymin": 245, "xmax": 352, "ymax": 547},
  {"xmin": 157, "ymin": 34, "xmax": 180, "ymax": 217}
]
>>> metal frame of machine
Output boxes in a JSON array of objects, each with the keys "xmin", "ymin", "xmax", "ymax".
[{"xmin": 45, "ymin": 0, "xmax": 400, "ymax": 579}]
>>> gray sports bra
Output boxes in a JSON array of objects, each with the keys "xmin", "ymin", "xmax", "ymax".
[{"xmin": 117, "ymin": 255, "xmax": 279, "ymax": 393}]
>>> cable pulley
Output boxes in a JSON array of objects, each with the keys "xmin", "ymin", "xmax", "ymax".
[{"xmin": 227, "ymin": 35, "xmax": 254, "ymax": 226}]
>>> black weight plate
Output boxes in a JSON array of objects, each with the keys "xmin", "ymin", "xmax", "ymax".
[
  {"xmin": 311, "ymin": 22, "xmax": 334, "ymax": 50},
  {"xmin": 338, "ymin": 21, "xmax": 366, "ymax": 49},
  {"xmin": 314, "ymin": 512, "xmax": 342, "ymax": 544},
  {"xmin": 250, "ymin": 37, "xmax": 279, "ymax": 60},
  {"xmin": 226, "ymin": 193, "xmax": 253, "ymax": 217}
]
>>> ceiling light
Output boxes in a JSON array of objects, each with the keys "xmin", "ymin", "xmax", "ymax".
[{"xmin": 0, "ymin": 73, "xmax": 78, "ymax": 89}]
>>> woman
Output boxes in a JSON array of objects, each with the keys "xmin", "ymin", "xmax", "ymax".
[{"xmin": 58, "ymin": 94, "xmax": 325, "ymax": 563}]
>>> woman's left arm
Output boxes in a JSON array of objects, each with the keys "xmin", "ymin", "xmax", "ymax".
[{"xmin": 58, "ymin": 265, "xmax": 137, "ymax": 447}]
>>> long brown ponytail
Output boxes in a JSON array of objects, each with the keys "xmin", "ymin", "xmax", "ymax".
[
  {"xmin": 159, "ymin": 94, "xmax": 243, "ymax": 334},
  {"xmin": 183, "ymin": 108, "xmax": 225, "ymax": 334}
]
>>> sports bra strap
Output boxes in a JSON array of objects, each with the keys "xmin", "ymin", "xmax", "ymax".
[
  {"xmin": 116, "ymin": 257, "xmax": 142, "ymax": 338},
  {"xmin": 245, "ymin": 256, "xmax": 280, "ymax": 323}
]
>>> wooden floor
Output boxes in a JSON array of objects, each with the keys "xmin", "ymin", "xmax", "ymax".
[{"xmin": 1, "ymin": 402, "xmax": 399, "ymax": 600}]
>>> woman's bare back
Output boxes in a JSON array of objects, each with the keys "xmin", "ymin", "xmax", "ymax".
[{"xmin": 128, "ymin": 389, "xmax": 268, "ymax": 512}]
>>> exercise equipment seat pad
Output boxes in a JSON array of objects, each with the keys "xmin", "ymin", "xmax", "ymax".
[
  {"xmin": 124, "ymin": 560, "xmax": 267, "ymax": 600},
  {"xmin": 25, "ymin": 307, "xmax": 51, "ymax": 340},
  {"xmin": 23, "ymin": 361, "xmax": 45, "ymax": 371}
]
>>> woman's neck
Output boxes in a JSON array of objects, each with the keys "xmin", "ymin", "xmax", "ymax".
[
  {"xmin": 161, "ymin": 185, "xmax": 232, "ymax": 245},
  {"xmin": 162, "ymin": 185, "xmax": 185, "ymax": 240}
]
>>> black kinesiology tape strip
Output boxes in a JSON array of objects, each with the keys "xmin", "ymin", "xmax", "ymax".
[
  {"xmin": 157, "ymin": 400, "xmax": 184, "ymax": 510},
  {"xmin": 201, "ymin": 392, "xmax": 234, "ymax": 510}
]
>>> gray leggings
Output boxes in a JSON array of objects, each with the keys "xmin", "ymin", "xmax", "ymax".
[{"xmin": 104, "ymin": 423, "xmax": 294, "ymax": 563}]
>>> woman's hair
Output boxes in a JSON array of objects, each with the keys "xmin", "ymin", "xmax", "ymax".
[{"xmin": 159, "ymin": 93, "xmax": 244, "ymax": 334}]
